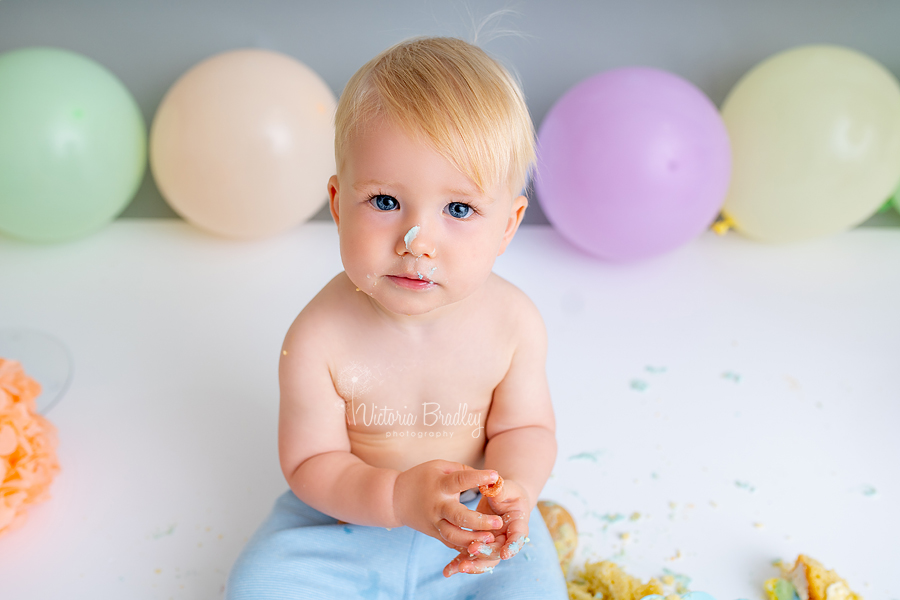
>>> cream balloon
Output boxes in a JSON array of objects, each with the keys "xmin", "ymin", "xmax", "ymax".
[
  {"xmin": 721, "ymin": 45, "xmax": 900, "ymax": 242},
  {"xmin": 150, "ymin": 49, "xmax": 336, "ymax": 239}
]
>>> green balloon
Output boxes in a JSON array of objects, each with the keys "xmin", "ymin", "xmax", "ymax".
[{"xmin": 0, "ymin": 47, "xmax": 146, "ymax": 242}]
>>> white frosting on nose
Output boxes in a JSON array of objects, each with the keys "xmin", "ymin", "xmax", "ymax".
[{"xmin": 404, "ymin": 225, "xmax": 421, "ymax": 253}]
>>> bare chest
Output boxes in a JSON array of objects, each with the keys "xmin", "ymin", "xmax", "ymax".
[{"xmin": 333, "ymin": 344, "xmax": 507, "ymax": 439}]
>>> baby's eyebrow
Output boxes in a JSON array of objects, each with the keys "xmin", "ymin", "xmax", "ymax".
[
  {"xmin": 353, "ymin": 180, "xmax": 395, "ymax": 193},
  {"xmin": 445, "ymin": 186, "xmax": 481, "ymax": 199},
  {"xmin": 444, "ymin": 183, "xmax": 500, "ymax": 204}
]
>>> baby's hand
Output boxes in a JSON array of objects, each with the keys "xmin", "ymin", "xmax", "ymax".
[
  {"xmin": 443, "ymin": 477, "xmax": 531, "ymax": 577},
  {"xmin": 393, "ymin": 461, "xmax": 504, "ymax": 556}
]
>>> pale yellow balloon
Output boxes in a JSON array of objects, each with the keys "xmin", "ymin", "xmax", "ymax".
[
  {"xmin": 721, "ymin": 45, "xmax": 900, "ymax": 242},
  {"xmin": 150, "ymin": 49, "xmax": 336, "ymax": 239}
]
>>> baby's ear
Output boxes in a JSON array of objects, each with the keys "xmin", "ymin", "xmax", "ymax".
[
  {"xmin": 327, "ymin": 175, "xmax": 340, "ymax": 228},
  {"xmin": 497, "ymin": 195, "xmax": 528, "ymax": 256}
]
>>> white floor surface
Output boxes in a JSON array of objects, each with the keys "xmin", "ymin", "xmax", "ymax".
[{"xmin": 0, "ymin": 221, "xmax": 897, "ymax": 600}]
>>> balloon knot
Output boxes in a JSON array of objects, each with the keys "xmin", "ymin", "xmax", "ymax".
[{"xmin": 711, "ymin": 213, "xmax": 735, "ymax": 236}]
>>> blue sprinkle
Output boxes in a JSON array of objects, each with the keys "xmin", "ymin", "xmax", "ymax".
[
  {"xmin": 735, "ymin": 480, "xmax": 756, "ymax": 493},
  {"xmin": 568, "ymin": 450, "xmax": 604, "ymax": 462},
  {"xmin": 343, "ymin": 526, "xmax": 353, "ymax": 534},
  {"xmin": 662, "ymin": 568, "xmax": 692, "ymax": 593}
]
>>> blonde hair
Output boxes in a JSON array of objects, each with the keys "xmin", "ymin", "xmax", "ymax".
[{"xmin": 334, "ymin": 37, "xmax": 535, "ymax": 195}]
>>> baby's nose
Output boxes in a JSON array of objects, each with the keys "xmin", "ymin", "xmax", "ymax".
[{"xmin": 397, "ymin": 224, "xmax": 436, "ymax": 258}]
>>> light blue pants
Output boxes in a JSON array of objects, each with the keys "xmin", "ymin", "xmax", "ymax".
[{"xmin": 226, "ymin": 489, "xmax": 568, "ymax": 600}]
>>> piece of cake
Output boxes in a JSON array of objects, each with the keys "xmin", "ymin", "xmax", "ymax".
[
  {"xmin": 537, "ymin": 500, "xmax": 578, "ymax": 574},
  {"xmin": 765, "ymin": 554, "xmax": 863, "ymax": 600},
  {"xmin": 567, "ymin": 560, "xmax": 665, "ymax": 600}
]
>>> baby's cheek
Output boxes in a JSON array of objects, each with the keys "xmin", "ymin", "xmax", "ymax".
[{"xmin": 345, "ymin": 269, "xmax": 377, "ymax": 297}]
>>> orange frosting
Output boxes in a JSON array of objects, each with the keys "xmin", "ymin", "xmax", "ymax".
[
  {"xmin": 0, "ymin": 358, "xmax": 60, "ymax": 536},
  {"xmin": 479, "ymin": 474, "xmax": 504, "ymax": 498}
]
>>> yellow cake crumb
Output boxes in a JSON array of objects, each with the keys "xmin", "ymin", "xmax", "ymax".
[
  {"xmin": 765, "ymin": 555, "xmax": 863, "ymax": 600},
  {"xmin": 567, "ymin": 560, "xmax": 665, "ymax": 600},
  {"xmin": 667, "ymin": 549, "xmax": 683, "ymax": 561}
]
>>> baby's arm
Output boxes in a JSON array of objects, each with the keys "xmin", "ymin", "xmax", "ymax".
[
  {"xmin": 277, "ymin": 319, "xmax": 395, "ymax": 525},
  {"xmin": 444, "ymin": 296, "xmax": 557, "ymax": 576},
  {"xmin": 277, "ymin": 310, "xmax": 501, "ymax": 551}
]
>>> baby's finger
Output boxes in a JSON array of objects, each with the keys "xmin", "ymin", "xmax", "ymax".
[
  {"xmin": 499, "ymin": 511, "xmax": 529, "ymax": 559},
  {"xmin": 444, "ymin": 502, "xmax": 503, "ymax": 532},
  {"xmin": 441, "ymin": 467, "xmax": 498, "ymax": 496},
  {"xmin": 466, "ymin": 539, "xmax": 498, "ymax": 560},
  {"xmin": 500, "ymin": 534, "xmax": 530, "ymax": 560},
  {"xmin": 443, "ymin": 555, "xmax": 463, "ymax": 578},
  {"xmin": 436, "ymin": 519, "xmax": 495, "ymax": 550},
  {"xmin": 444, "ymin": 553, "xmax": 497, "ymax": 577},
  {"xmin": 457, "ymin": 554, "xmax": 501, "ymax": 575}
]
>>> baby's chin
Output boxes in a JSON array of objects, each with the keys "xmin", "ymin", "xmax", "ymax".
[
  {"xmin": 365, "ymin": 287, "xmax": 478, "ymax": 321},
  {"xmin": 365, "ymin": 291, "xmax": 448, "ymax": 319}
]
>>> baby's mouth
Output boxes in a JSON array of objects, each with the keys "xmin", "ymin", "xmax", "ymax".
[{"xmin": 387, "ymin": 273, "xmax": 436, "ymax": 290}]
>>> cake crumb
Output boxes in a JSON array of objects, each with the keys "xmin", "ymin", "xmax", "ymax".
[
  {"xmin": 765, "ymin": 554, "xmax": 863, "ymax": 600},
  {"xmin": 568, "ymin": 560, "xmax": 664, "ymax": 600}
]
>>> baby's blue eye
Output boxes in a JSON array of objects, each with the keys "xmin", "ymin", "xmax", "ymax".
[
  {"xmin": 446, "ymin": 202, "xmax": 472, "ymax": 219},
  {"xmin": 371, "ymin": 195, "xmax": 398, "ymax": 211}
]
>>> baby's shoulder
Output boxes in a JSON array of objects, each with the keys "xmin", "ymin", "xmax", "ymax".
[
  {"xmin": 282, "ymin": 273, "xmax": 360, "ymax": 348},
  {"xmin": 483, "ymin": 273, "xmax": 546, "ymax": 333}
]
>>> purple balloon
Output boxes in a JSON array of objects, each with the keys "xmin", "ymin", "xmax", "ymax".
[{"xmin": 535, "ymin": 68, "xmax": 732, "ymax": 261}]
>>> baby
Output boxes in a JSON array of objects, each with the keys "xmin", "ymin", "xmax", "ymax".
[{"xmin": 226, "ymin": 36, "xmax": 566, "ymax": 599}]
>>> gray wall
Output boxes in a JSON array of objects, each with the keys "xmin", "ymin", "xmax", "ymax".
[{"xmin": 2, "ymin": 0, "xmax": 900, "ymax": 226}]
